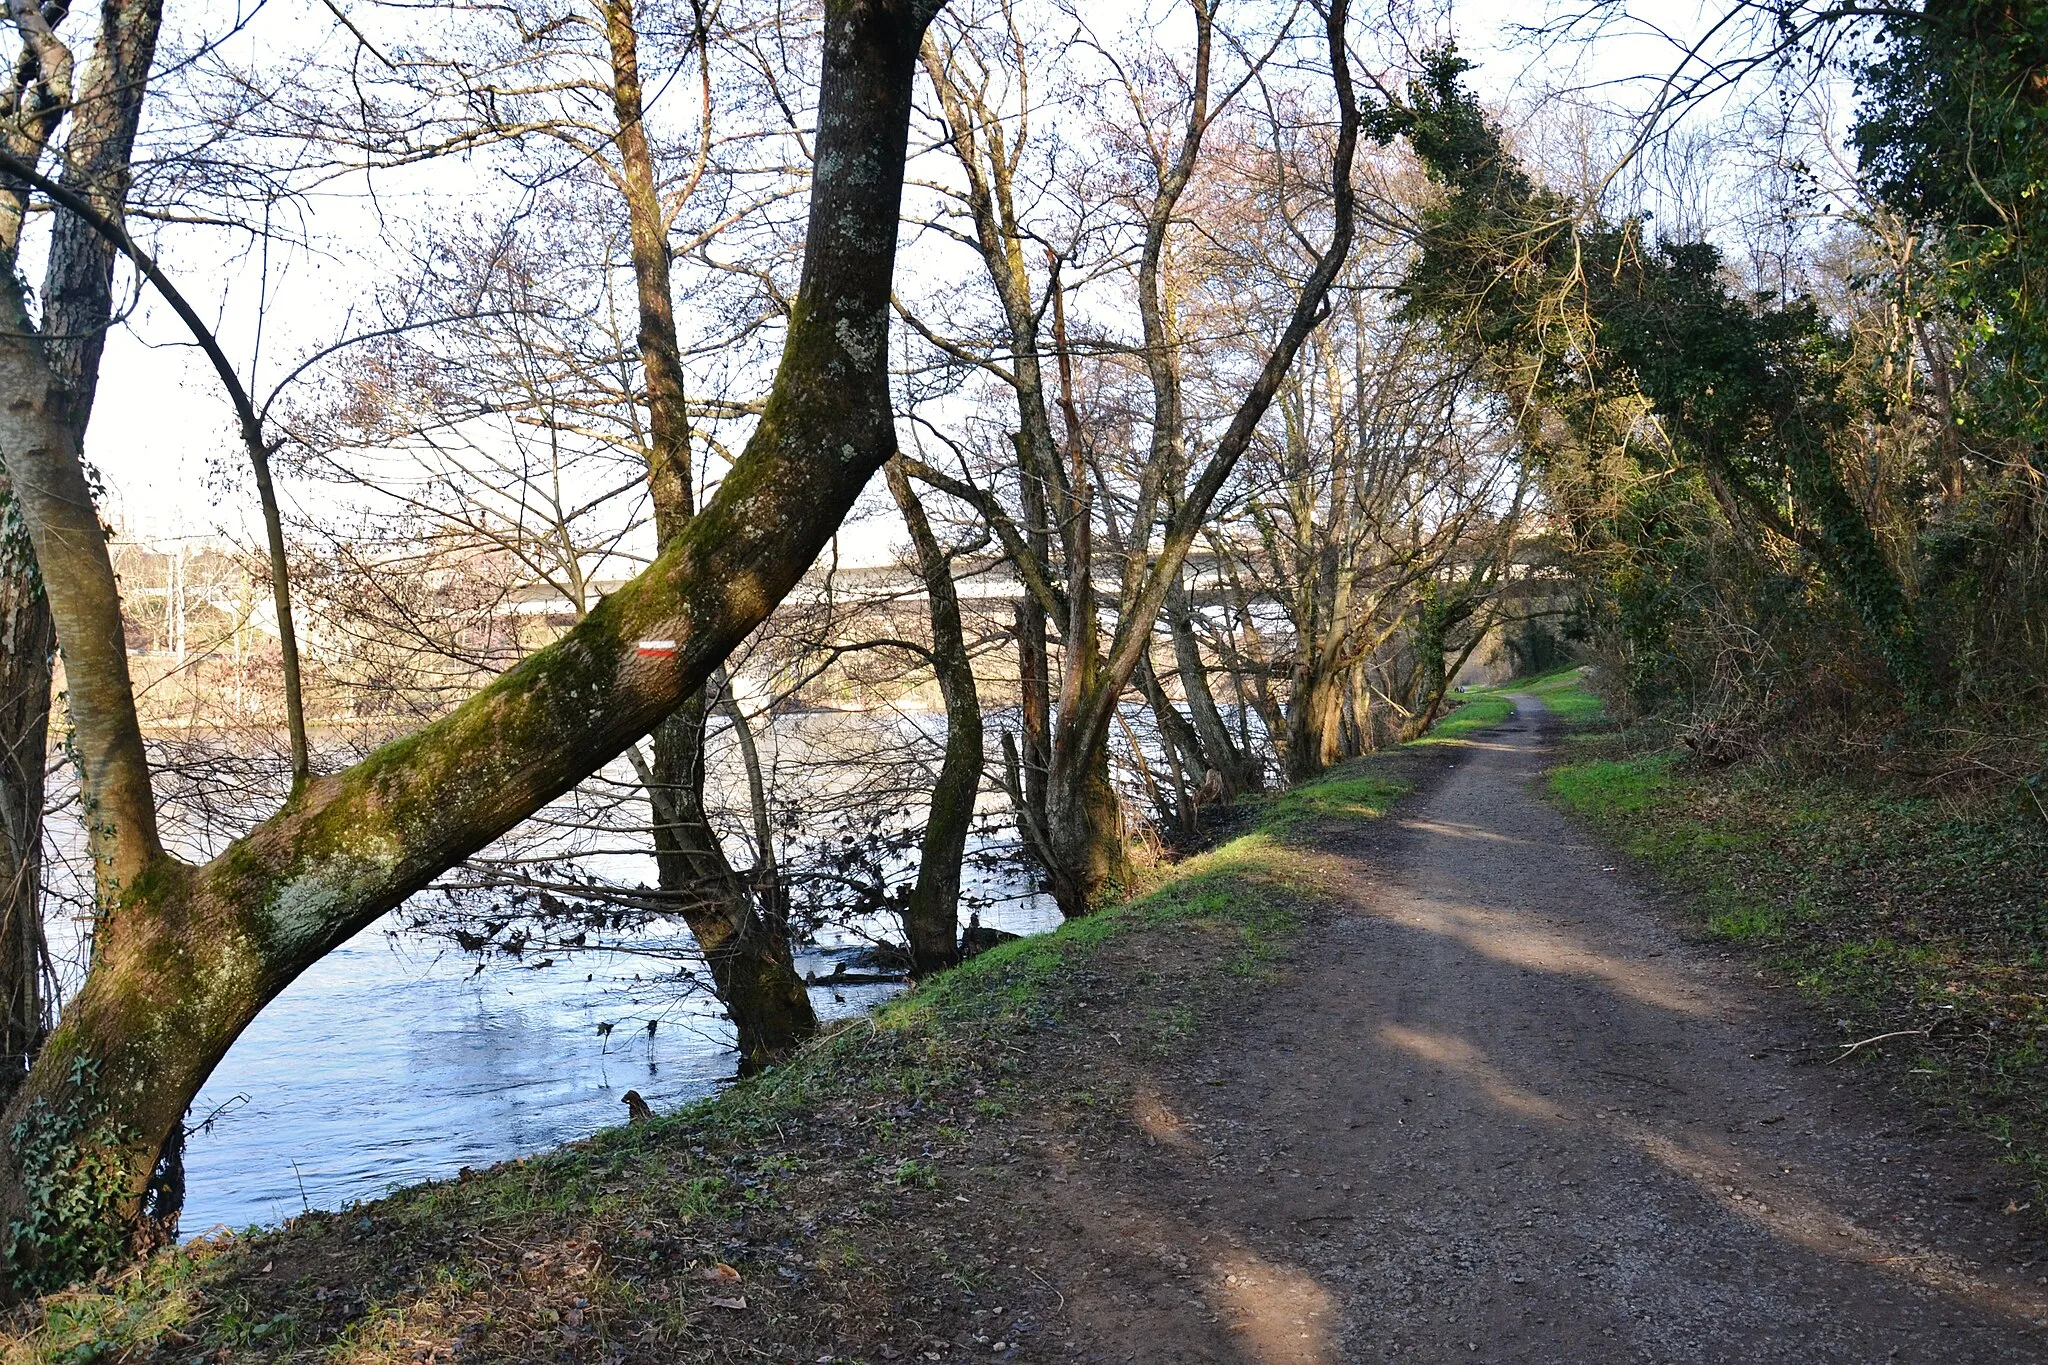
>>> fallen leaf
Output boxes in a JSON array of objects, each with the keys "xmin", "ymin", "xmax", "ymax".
[
  {"xmin": 699, "ymin": 1262, "xmax": 742, "ymax": 1283},
  {"xmin": 708, "ymin": 1294, "xmax": 747, "ymax": 1311}
]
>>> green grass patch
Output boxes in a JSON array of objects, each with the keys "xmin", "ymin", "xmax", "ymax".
[
  {"xmin": 1259, "ymin": 772, "xmax": 1410, "ymax": 831},
  {"xmin": 1420, "ymin": 695, "xmax": 1513, "ymax": 742},
  {"xmin": 1517, "ymin": 665, "xmax": 1606, "ymax": 725},
  {"xmin": 1550, "ymin": 739, "xmax": 2048, "ymax": 1196},
  {"xmin": 1462, "ymin": 663, "xmax": 1607, "ymax": 728}
]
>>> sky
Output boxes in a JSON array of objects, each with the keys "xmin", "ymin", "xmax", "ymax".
[{"xmin": 79, "ymin": 0, "xmax": 1761, "ymax": 559}]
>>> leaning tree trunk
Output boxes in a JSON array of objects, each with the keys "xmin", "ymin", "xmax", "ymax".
[
  {"xmin": 1168, "ymin": 594, "xmax": 1255, "ymax": 795},
  {"xmin": 0, "ymin": 0, "xmax": 942, "ymax": 1297},
  {"xmin": 885, "ymin": 459, "xmax": 982, "ymax": 976}
]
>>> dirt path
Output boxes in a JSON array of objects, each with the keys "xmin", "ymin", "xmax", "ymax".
[{"xmin": 1027, "ymin": 697, "xmax": 2048, "ymax": 1362}]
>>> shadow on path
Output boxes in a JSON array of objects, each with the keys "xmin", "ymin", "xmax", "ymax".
[{"xmin": 1035, "ymin": 696, "xmax": 2048, "ymax": 1363}]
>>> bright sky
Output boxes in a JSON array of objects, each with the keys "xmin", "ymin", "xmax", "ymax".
[{"xmin": 82, "ymin": 0, "xmax": 1761, "ymax": 558}]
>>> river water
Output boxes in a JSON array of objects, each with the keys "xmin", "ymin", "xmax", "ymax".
[
  {"xmin": 177, "ymin": 893, "xmax": 1055, "ymax": 1235},
  {"xmin": 43, "ymin": 715, "xmax": 1061, "ymax": 1237}
]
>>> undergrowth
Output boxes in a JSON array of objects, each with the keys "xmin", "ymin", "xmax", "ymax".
[{"xmin": 1550, "ymin": 700, "xmax": 2048, "ymax": 1197}]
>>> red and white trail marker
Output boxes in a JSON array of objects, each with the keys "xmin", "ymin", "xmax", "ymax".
[{"xmin": 636, "ymin": 639, "xmax": 678, "ymax": 658}]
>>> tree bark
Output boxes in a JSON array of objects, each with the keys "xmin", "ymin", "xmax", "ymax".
[
  {"xmin": 1014, "ymin": 596, "xmax": 1048, "ymax": 820},
  {"xmin": 884, "ymin": 458, "xmax": 981, "ymax": 976},
  {"xmin": 0, "ymin": 0, "xmax": 941, "ymax": 1295},
  {"xmin": 604, "ymin": 0, "xmax": 816, "ymax": 1065},
  {"xmin": 0, "ymin": 500, "xmax": 52, "ymax": 1107},
  {"xmin": 1166, "ymin": 590, "xmax": 1254, "ymax": 793},
  {"xmin": 0, "ymin": 0, "xmax": 166, "ymax": 1199}
]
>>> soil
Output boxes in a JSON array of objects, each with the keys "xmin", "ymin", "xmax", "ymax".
[{"xmin": 995, "ymin": 696, "xmax": 2048, "ymax": 1362}]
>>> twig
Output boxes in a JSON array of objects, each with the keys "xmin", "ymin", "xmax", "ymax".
[{"xmin": 1830, "ymin": 1028, "xmax": 1929, "ymax": 1064}]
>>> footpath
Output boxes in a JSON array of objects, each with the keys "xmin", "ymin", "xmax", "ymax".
[{"xmin": 1024, "ymin": 694, "xmax": 2048, "ymax": 1361}]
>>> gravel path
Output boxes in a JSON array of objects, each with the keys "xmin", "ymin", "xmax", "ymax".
[{"xmin": 1043, "ymin": 696, "xmax": 2048, "ymax": 1363}]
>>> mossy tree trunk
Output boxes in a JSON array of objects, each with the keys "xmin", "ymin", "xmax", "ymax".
[
  {"xmin": 0, "ymin": 0, "xmax": 941, "ymax": 1297},
  {"xmin": 0, "ymin": 0, "xmax": 164, "ymax": 1119}
]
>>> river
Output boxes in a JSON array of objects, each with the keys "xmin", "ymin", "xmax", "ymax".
[{"xmin": 41, "ymin": 713, "xmax": 1062, "ymax": 1237}]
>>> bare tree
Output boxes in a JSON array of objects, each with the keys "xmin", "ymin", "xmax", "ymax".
[{"xmin": 903, "ymin": 0, "xmax": 1363, "ymax": 913}]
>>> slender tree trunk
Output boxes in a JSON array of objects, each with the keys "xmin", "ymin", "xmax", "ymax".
[
  {"xmin": 0, "ymin": 506, "xmax": 52, "ymax": 1106},
  {"xmin": 1167, "ymin": 593, "xmax": 1253, "ymax": 793},
  {"xmin": 605, "ymin": 0, "xmax": 815, "ymax": 1064},
  {"xmin": 0, "ymin": 0, "xmax": 940, "ymax": 1295},
  {"xmin": 1135, "ymin": 653, "xmax": 1205, "ymax": 830},
  {"xmin": 716, "ymin": 681, "xmax": 781, "ymax": 923},
  {"xmin": 1014, "ymin": 596, "xmax": 1048, "ymax": 820},
  {"xmin": 885, "ymin": 459, "xmax": 981, "ymax": 976}
]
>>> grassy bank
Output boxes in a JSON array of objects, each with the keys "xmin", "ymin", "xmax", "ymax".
[
  {"xmin": 3, "ymin": 756, "xmax": 1424, "ymax": 1364},
  {"xmin": 1538, "ymin": 670, "xmax": 2048, "ymax": 1194}
]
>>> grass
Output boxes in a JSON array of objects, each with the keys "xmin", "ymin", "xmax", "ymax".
[
  {"xmin": 1422, "ymin": 695, "xmax": 1514, "ymax": 741},
  {"xmin": 1511, "ymin": 664, "xmax": 1607, "ymax": 726},
  {"xmin": 1, "ymin": 758, "xmax": 1416, "ymax": 1365},
  {"xmin": 1550, "ymin": 741, "xmax": 2048, "ymax": 1194},
  {"xmin": 1453, "ymin": 663, "xmax": 1608, "ymax": 731}
]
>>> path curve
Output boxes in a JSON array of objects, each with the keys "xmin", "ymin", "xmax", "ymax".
[{"xmin": 1050, "ymin": 695, "xmax": 2048, "ymax": 1362}]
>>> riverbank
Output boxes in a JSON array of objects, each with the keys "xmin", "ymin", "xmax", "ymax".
[
  {"xmin": 1550, "ymin": 719, "xmax": 2048, "ymax": 1203},
  {"xmin": 1, "ymin": 740, "xmax": 1440, "ymax": 1362}
]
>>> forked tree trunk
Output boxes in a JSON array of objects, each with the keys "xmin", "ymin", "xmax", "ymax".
[
  {"xmin": 1042, "ymin": 738, "xmax": 1125, "ymax": 919},
  {"xmin": 645, "ymin": 695, "xmax": 815, "ymax": 1070},
  {"xmin": 0, "ymin": 0, "xmax": 942, "ymax": 1297},
  {"xmin": 885, "ymin": 459, "xmax": 982, "ymax": 976},
  {"xmin": 1285, "ymin": 664, "xmax": 1344, "ymax": 785}
]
